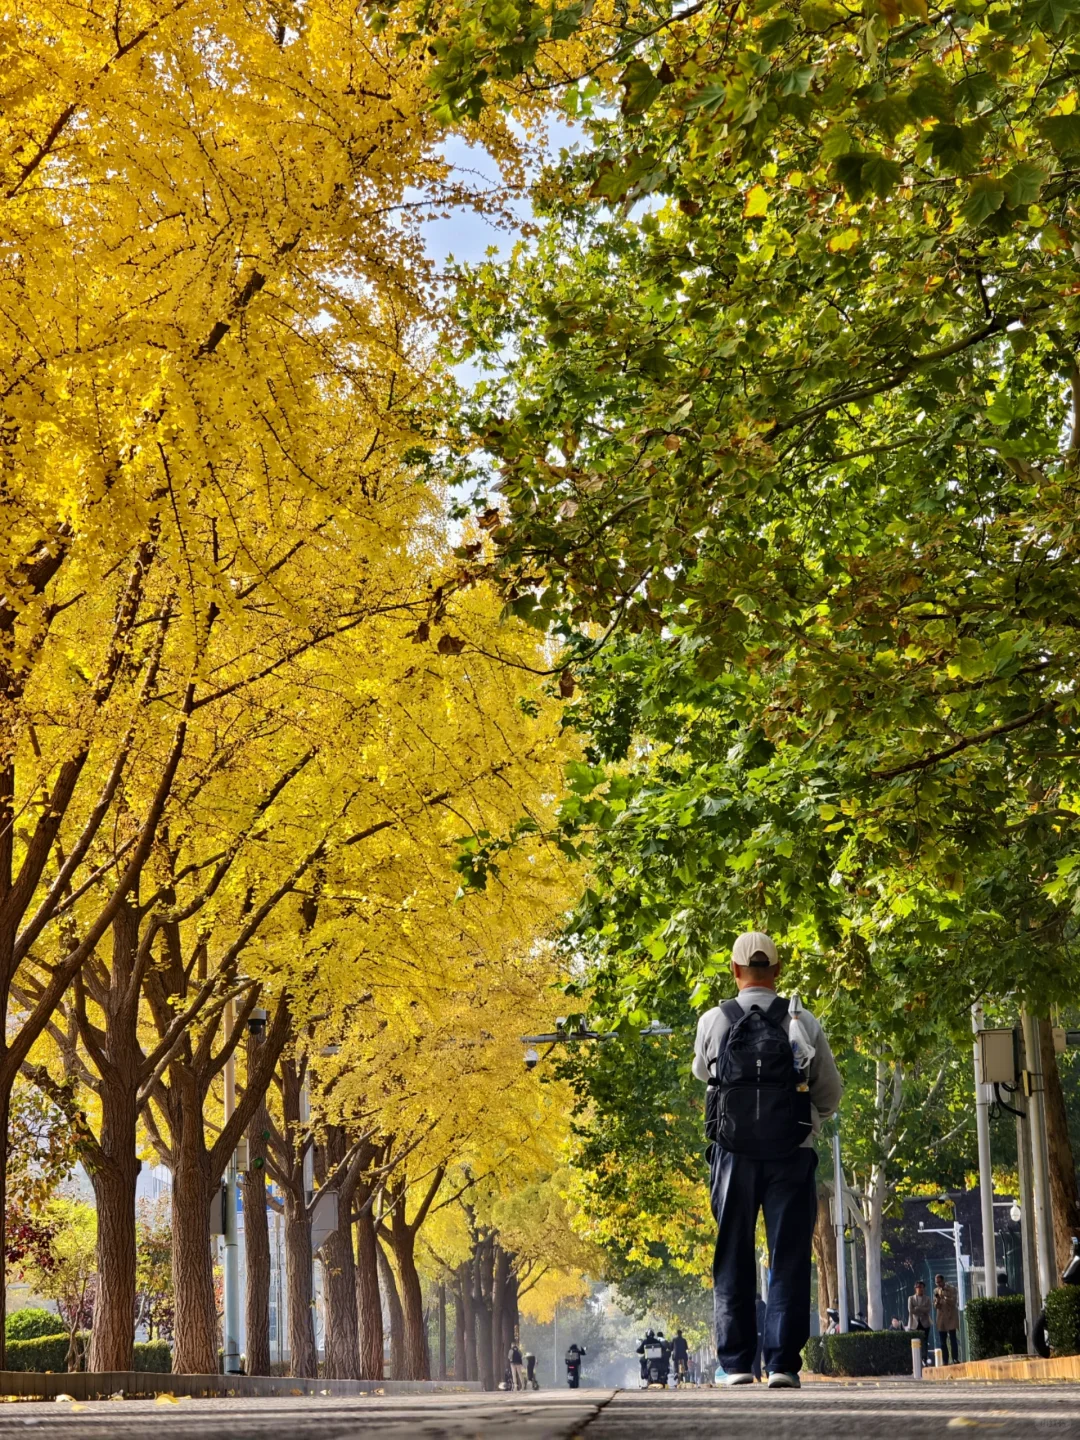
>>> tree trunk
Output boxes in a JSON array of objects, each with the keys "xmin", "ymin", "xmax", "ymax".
[
  {"xmin": 321, "ymin": 1220, "xmax": 360, "ymax": 1379},
  {"xmin": 378, "ymin": 1239, "xmax": 405, "ymax": 1380},
  {"xmin": 170, "ymin": 1141, "xmax": 218, "ymax": 1375},
  {"xmin": 461, "ymin": 1261, "xmax": 478, "ymax": 1382},
  {"xmin": 241, "ymin": 1063, "xmax": 271, "ymax": 1376},
  {"xmin": 285, "ymin": 1187, "xmax": 317, "ymax": 1378},
  {"xmin": 475, "ymin": 1237, "xmax": 495, "ymax": 1391},
  {"xmin": 862, "ymin": 1178, "xmax": 885, "ymax": 1331},
  {"xmin": 438, "ymin": 1281, "xmax": 447, "ymax": 1380},
  {"xmin": 453, "ymin": 1280, "xmax": 467, "ymax": 1381},
  {"xmin": 1040, "ymin": 1018, "xmax": 1080, "ymax": 1275},
  {"xmin": 86, "ymin": 900, "xmax": 142, "ymax": 1372},
  {"xmin": 355, "ymin": 1202, "xmax": 383, "ymax": 1379},
  {"xmin": 491, "ymin": 1242, "xmax": 509, "ymax": 1383},
  {"xmin": 390, "ymin": 1205, "xmax": 430, "ymax": 1380},
  {"xmin": 87, "ymin": 1139, "xmax": 139, "ymax": 1372},
  {"xmin": 812, "ymin": 1184, "xmax": 837, "ymax": 1330}
]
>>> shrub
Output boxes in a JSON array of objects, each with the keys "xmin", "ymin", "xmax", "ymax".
[
  {"xmin": 1045, "ymin": 1287, "xmax": 1080, "ymax": 1357},
  {"xmin": 5, "ymin": 1308, "xmax": 65, "ymax": 1342},
  {"xmin": 134, "ymin": 1340, "xmax": 172, "ymax": 1372},
  {"xmin": 966, "ymin": 1295, "xmax": 1027, "ymax": 1361},
  {"xmin": 5, "ymin": 1332, "xmax": 87, "ymax": 1372},
  {"xmin": 821, "ymin": 1330, "xmax": 913, "ymax": 1376},
  {"xmin": 802, "ymin": 1334, "xmax": 830, "ymax": 1374}
]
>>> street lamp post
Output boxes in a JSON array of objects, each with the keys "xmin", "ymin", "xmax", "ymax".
[
  {"xmin": 971, "ymin": 1003, "xmax": 997, "ymax": 1298},
  {"xmin": 831, "ymin": 1129, "xmax": 849, "ymax": 1334}
]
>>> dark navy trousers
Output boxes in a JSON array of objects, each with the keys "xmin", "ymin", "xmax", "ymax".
[{"xmin": 709, "ymin": 1144, "xmax": 818, "ymax": 1377}]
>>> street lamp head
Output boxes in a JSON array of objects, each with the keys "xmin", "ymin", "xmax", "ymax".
[{"xmin": 1010, "ymin": 1202, "xmax": 1022, "ymax": 1223}]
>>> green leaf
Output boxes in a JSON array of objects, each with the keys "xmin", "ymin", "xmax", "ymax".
[
  {"xmin": 860, "ymin": 153, "xmax": 903, "ymax": 199},
  {"xmin": 959, "ymin": 177, "xmax": 1006, "ymax": 225},
  {"xmin": 1041, "ymin": 113, "xmax": 1080, "ymax": 154},
  {"xmin": 1002, "ymin": 161, "xmax": 1047, "ymax": 207},
  {"xmin": 758, "ymin": 14, "xmax": 796, "ymax": 51},
  {"xmin": 928, "ymin": 122, "xmax": 978, "ymax": 171},
  {"xmin": 620, "ymin": 59, "xmax": 664, "ymax": 115}
]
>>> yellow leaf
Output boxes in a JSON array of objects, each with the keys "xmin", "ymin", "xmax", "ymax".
[
  {"xmin": 744, "ymin": 184, "xmax": 770, "ymax": 218},
  {"xmin": 828, "ymin": 227, "xmax": 861, "ymax": 252}
]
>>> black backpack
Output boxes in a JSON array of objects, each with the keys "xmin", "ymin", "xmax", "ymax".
[{"xmin": 705, "ymin": 997, "xmax": 811, "ymax": 1158}]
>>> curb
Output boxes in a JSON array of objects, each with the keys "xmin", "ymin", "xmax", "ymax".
[
  {"xmin": 924, "ymin": 1354, "xmax": 1080, "ymax": 1383},
  {"xmin": 0, "ymin": 1371, "xmax": 483, "ymax": 1400}
]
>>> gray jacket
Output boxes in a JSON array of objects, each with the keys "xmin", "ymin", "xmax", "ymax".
[{"xmin": 692, "ymin": 988, "xmax": 843, "ymax": 1147}]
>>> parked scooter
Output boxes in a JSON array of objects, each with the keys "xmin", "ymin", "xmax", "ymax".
[
  {"xmin": 1034, "ymin": 1236, "xmax": 1080, "ymax": 1357},
  {"xmin": 565, "ymin": 1343, "xmax": 586, "ymax": 1388}
]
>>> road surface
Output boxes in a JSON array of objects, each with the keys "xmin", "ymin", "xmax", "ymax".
[{"xmin": 1, "ymin": 1381, "xmax": 1079, "ymax": 1437}]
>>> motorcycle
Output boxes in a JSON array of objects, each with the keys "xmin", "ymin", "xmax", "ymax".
[
  {"xmin": 565, "ymin": 1344, "xmax": 586, "ymax": 1388},
  {"xmin": 825, "ymin": 1307, "xmax": 871, "ymax": 1334},
  {"xmin": 1034, "ymin": 1236, "xmax": 1080, "ymax": 1357},
  {"xmin": 638, "ymin": 1335, "xmax": 671, "ymax": 1388}
]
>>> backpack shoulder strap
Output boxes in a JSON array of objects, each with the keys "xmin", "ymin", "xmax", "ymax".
[
  {"xmin": 765, "ymin": 995, "xmax": 790, "ymax": 1026},
  {"xmin": 707, "ymin": 999, "xmax": 745, "ymax": 1079}
]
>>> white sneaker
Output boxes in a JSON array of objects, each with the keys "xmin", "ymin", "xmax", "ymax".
[
  {"xmin": 722, "ymin": 1372, "xmax": 755, "ymax": 1386},
  {"xmin": 767, "ymin": 1371, "xmax": 801, "ymax": 1389}
]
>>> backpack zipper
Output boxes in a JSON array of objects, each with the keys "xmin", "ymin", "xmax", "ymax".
[{"xmin": 756, "ymin": 1058, "xmax": 761, "ymax": 1120}]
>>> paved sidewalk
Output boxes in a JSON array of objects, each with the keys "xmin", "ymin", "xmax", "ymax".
[{"xmin": 1, "ymin": 1380, "xmax": 1080, "ymax": 1438}]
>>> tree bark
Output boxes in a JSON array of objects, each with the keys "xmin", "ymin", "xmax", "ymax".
[
  {"xmin": 390, "ymin": 1195, "xmax": 430, "ymax": 1380},
  {"xmin": 1040, "ymin": 1018, "xmax": 1080, "ymax": 1275},
  {"xmin": 862, "ymin": 1182, "xmax": 885, "ymax": 1332},
  {"xmin": 453, "ymin": 1277, "xmax": 467, "ymax": 1381},
  {"xmin": 85, "ymin": 901, "xmax": 142, "ymax": 1373},
  {"xmin": 355, "ymin": 1199, "xmax": 383, "ymax": 1379},
  {"xmin": 812, "ymin": 1184, "xmax": 837, "ymax": 1331},
  {"xmin": 475, "ymin": 1236, "xmax": 495, "ymax": 1392},
  {"xmin": 378, "ymin": 1239, "xmax": 405, "ymax": 1380},
  {"xmin": 438, "ymin": 1281, "xmax": 447, "ymax": 1381},
  {"xmin": 491, "ymin": 1242, "xmax": 509, "ymax": 1383},
  {"xmin": 461, "ymin": 1259, "xmax": 478, "ymax": 1382},
  {"xmin": 284, "ymin": 1183, "xmax": 317, "ymax": 1377},
  {"xmin": 321, "ymin": 1217, "xmax": 360, "ymax": 1378},
  {"xmin": 170, "ymin": 1129, "xmax": 219, "ymax": 1376},
  {"xmin": 241, "ymin": 1034, "xmax": 272, "ymax": 1376}
]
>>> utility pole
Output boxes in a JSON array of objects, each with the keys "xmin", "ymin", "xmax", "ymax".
[
  {"xmin": 971, "ymin": 1003, "xmax": 997, "ymax": 1297},
  {"xmin": 223, "ymin": 997, "xmax": 241, "ymax": 1373},
  {"xmin": 831, "ymin": 1129, "xmax": 849, "ymax": 1333},
  {"xmin": 1020, "ymin": 1010, "xmax": 1056, "ymax": 1302}
]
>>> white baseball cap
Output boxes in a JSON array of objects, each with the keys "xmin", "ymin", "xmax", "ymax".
[{"xmin": 732, "ymin": 931, "xmax": 779, "ymax": 970}]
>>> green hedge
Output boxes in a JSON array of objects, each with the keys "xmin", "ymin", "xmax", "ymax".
[
  {"xmin": 5, "ymin": 1332, "xmax": 84, "ymax": 1372},
  {"xmin": 1046, "ymin": 1287, "xmax": 1080, "ymax": 1357},
  {"xmin": 5, "ymin": 1333, "xmax": 171, "ymax": 1373},
  {"xmin": 5, "ymin": 1308, "xmax": 65, "ymax": 1342},
  {"xmin": 802, "ymin": 1334, "xmax": 828, "ymax": 1374},
  {"xmin": 967, "ymin": 1295, "xmax": 1027, "ymax": 1361},
  {"xmin": 134, "ymin": 1340, "xmax": 172, "ymax": 1372},
  {"xmin": 821, "ymin": 1330, "xmax": 913, "ymax": 1376}
]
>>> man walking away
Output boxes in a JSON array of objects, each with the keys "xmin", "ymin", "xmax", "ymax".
[
  {"xmin": 908, "ymin": 1280, "xmax": 932, "ymax": 1363},
  {"xmin": 693, "ymin": 932, "xmax": 843, "ymax": 1391},
  {"xmin": 672, "ymin": 1329, "xmax": 689, "ymax": 1383},
  {"xmin": 933, "ymin": 1273, "xmax": 960, "ymax": 1365}
]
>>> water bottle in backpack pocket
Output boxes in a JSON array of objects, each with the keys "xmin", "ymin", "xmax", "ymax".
[{"xmin": 706, "ymin": 997, "xmax": 811, "ymax": 1158}]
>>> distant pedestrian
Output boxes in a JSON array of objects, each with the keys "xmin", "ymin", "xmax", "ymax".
[
  {"xmin": 751, "ymin": 1293, "xmax": 767, "ymax": 1380},
  {"xmin": 890, "ymin": 1317, "xmax": 903, "ymax": 1331},
  {"xmin": 509, "ymin": 1341, "xmax": 525, "ymax": 1390},
  {"xmin": 933, "ymin": 1274, "xmax": 960, "ymax": 1365},
  {"xmin": 908, "ymin": 1280, "xmax": 932, "ymax": 1363},
  {"xmin": 693, "ymin": 931, "xmax": 843, "ymax": 1390}
]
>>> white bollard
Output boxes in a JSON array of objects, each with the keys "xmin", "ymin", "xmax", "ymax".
[
  {"xmin": 933, "ymin": 1347, "xmax": 943, "ymax": 1369},
  {"xmin": 911, "ymin": 1337, "xmax": 923, "ymax": 1380}
]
